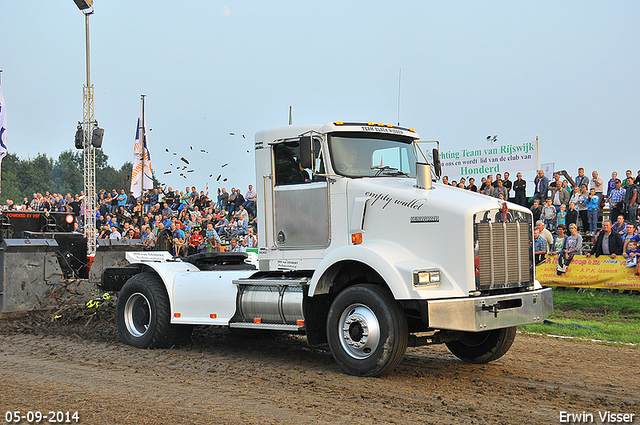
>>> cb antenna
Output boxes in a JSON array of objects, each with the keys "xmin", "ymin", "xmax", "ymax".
[{"xmin": 397, "ymin": 68, "xmax": 402, "ymax": 125}]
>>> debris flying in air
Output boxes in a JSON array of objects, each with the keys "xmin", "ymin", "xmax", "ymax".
[
  {"xmin": 229, "ymin": 132, "xmax": 235, "ymax": 136},
  {"xmin": 221, "ymin": 163, "xmax": 228, "ymax": 168},
  {"xmin": 216, "ymin": 175, "xmax": 221, "ymax": 181},
  {"xmin": 164, "ymin": 171, "xmax": 171, "ymax": 174},
  {"xmin": 180, "ymin": 157, "xmax": 189, "ymax": 164}
]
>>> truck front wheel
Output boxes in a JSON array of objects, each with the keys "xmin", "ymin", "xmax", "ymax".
[
  {"xmin": 445, "ymin": 326, "xmax": 516, "ymax": 364},
  {"xmin": 327, "ymin": 284, "xmax": 408, "ymax": 377},
  {"xmin": 116, "ymin": 272, "xmax": 193, "ymax": 349}
]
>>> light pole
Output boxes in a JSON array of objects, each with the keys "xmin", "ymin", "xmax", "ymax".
[{"xmin": 73, "ymin": 0, "xmax": 97, "ymax": 257}]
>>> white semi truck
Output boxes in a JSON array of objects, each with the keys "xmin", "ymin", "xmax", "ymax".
[{"xmin": 104, "ymin": 121, "xmax": 553, "ymax": 377}]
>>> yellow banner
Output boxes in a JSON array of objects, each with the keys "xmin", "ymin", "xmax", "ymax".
[{"xmin": 536, "ymin": 255, "xmax": 640, "ymax": 290}]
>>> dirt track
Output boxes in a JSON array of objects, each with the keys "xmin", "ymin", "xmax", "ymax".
[{"xmin": 0, "ymin": 315, "xmax": 638, "ymax": 425}]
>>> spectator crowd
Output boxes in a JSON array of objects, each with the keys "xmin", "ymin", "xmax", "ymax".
[
  {"xmin": 3, "ymin": 166, "xmax": 639, "ymax": 272},
  {"xmin": 442, "ymin": 167, "xmax": 640, "ymax": 287},
  {"xmin": 1, "ymin": 184, "xmax": 259, "ymax": 256}
]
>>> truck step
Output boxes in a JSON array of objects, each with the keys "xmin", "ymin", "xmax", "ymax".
[
  {"xmin": 229, "ymin": 322, "xmax": 305, "ymax": 332},
  {"xmin": 232, "ymin": 277, "xmax": 310, "ymax": 286}
]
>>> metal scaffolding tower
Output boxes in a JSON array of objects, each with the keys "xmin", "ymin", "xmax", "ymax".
[{"xmin": 76, "ymin": 0, "xmax": 97, "ymax": 256}]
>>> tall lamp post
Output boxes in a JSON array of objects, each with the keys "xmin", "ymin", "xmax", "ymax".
[{"xmin": 73, "ymin": 0, "xmax": 99, "ymax": 257}]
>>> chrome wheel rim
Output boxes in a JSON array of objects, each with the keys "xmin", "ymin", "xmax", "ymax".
[
  {"xmin": 338, "ymin": 303, "xmax": 381, "ymax": 359},
  {"xmin": 124, "ymin": 292, "xmax": 151, "ymax": 338}
]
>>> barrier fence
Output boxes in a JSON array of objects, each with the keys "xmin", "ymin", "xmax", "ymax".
[{"xmin": 536, "ymin": 255, "xmax": 640, "ymax": 290}]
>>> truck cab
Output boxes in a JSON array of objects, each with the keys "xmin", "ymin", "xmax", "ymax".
[{"xmin": 109, "ymin": 121, "xmax": 553, "ymax": 377}]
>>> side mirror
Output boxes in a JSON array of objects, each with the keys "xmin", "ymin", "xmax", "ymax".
[
  {"xmin": 298, "ymin": 136, "xmax": 312, "ymax": 169},
  {"xmin": 432, "ymin": 148, "xmax": 442, "ymax": 178}
]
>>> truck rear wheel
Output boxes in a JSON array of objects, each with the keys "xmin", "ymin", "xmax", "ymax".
[
  {"xmin": 445, "ymin": 326, "xmax": 516, "ymax": 364},
  {"xmin": 116, "ymin": 272, "xmax": 193, "ymax": 349},
  {"xmin": 327, "ymin": 284, "xmax": 408, "ymax": 377}
]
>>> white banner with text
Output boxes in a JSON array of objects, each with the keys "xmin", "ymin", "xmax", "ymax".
[{"xmin": 425, "ymin": 140, "xmax": 539, "ymax": 181}]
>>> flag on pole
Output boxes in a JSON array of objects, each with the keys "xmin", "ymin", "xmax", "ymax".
[
  {"xmin": 0, "ymin": 83, "xmax": 7, "ymax": 162},
  {"xmin": 131, "ymin": 98, "xmax": 153, "ymax": 199}
]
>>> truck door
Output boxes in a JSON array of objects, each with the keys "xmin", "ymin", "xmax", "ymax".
[{"xmin": 272, "ymin": 137, "xmax": 330, "ymax": 249}]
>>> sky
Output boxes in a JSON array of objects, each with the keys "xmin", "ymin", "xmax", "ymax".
[{"xmin": 1, "ymin": 1, "xmax": 639, "ymax": 195}]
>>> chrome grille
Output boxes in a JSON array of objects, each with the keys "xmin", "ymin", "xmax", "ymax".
[{"xmin": 476, "ymin": 221, "xmax": 532, "ymax": 291}]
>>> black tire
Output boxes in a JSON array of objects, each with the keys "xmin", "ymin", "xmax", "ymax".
[
  {"xmin": 326, "ymin": 284, "xmax": 408, "ymax": 377},
  {"xmin": 445, "ymin": 326, "xmax": 517, "ymax": 364},
  {"xmin": 115, "ymin": 272, "xmax": 193, "ymax": 349}
]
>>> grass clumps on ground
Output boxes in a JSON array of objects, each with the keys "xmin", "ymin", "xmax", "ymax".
[{"xmin": 520, "ymin": 289, "xmax": 640, "ymax": 346}]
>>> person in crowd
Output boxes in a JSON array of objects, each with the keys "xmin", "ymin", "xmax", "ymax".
[
  {"xmin": 612, "ymin": 215, "xmax": 627, "ymax": 235},
  {"xmin": 589, "ymin": 170, "xmax": 604, "ymax": 208},
  {"xmin": 534, "ymin": 228, "xmax": 548, "ymax": 265},
  {"xmin": 442, "ymin": 176, "xmax": 449, "ymax": 185},
  {"xmin": 480, "ymin": 175, "xmax": 493, "ymax": 195},
  {"xmin": 205, "ymin": 222, "xmax": 222, "ymax": 252},
  {"xmin": 109, "ymin": 225, "xmax": 122, "ymax": 240},
  {"xmin": 575, "ymin": 167, "xmax": 588, "ymax": 190},
  {"xmin": 228, "ymin": 238, "xmax": 245, "ymax": 253},
  {"xmin": 623, "ymin": 239, "xmax": 640, "ymax": 276},
  {"xmin": 607, "ymin": 171, "xmax": 618, "ymax": 197},
  {"xmin": 571, "ymin": 184, "xmax": 589, "ymax": 234},
  {"xmin": 164, "ymin": 187, "xmax": 175, "ymax": 209},
  {"xmin": 549, "ymin": 172, "xmax": 562, "ymax": 191},
  {"xmin": 512, "ymin": 172, "xmax": 526, "ymax": 206},
  {"xmin": 532, "ymin": 169, "xmax": 549, "ymax": 204},
  {"xmin": 98, "ymin": 224, "xmax": 111, "ymax": 239},
  {"xmin": 620, "ymin": 170, "xmax": 632, "ymax": 188},
  {"xmin": 624, "ymin": 176, "xmax": 638, "ymax": 226},
  {"xmin": 550, "ymin": 179, "xmax": 570, "ymax": 212},
  {"xmin": 557, "ymin": 204, "xmax": 567, "ymax": 229},
  {"xmin": 536, "ymin": 220, "xmax": 554, "ymax": 252},
  {"xmin": 556, "ymin": 223, "xmax": 583, "ymax": 275},
  {"xmin": 530, "ymin": 199, "xmax": 542, "ymax": 224},
  {"xmin": 587, "ymin": 219, "xmax": 624, "ymax": 259},
  {"xmin": 586, "ymin": 188, "xmax": 600, "ymax": 236},
  {"xmin": 214, "ymin": 212, "xmax": 229, "ymax": 236},
  {"xmin": 566, "ymin": 201, "xmax": 578, "ymax": 230},
  {"xmin": 243, "ymin": 184, "xmax": 257, "ymax": 216},
  {"xmin": 551, "ymin": 224, "xmax": 567, "ymax": 255},
  {"xmin": 143, "ymin": 226, "xmax": 156, "ymax": 250},
  {"xmin": 220, "ymin": 188, "xmax": 229, "ymax": 212},
  {"xmin": 608, "ymin": 179, "xmax": 626, "ymax": 222},
  {"xmin": 542, "ymin": 198, "xmax": 557, "ymax": 233},
  {"xmin": 492, "ymin": 179, "xmax": 508, "ymax": 199},
  {"xmin": 467, "ymin": 177, "xmax": 477, "ymax": 192},
  {"xmin": 187, "ymin": 226, "xmax": 204, "ymax": 255},
  {"xmin": 502, "ymin": 172, "xmax": 512, "ymax": 198},
  {"xmin": 244, "ymin": 227, "xmax": 258, "ymax": 248}
]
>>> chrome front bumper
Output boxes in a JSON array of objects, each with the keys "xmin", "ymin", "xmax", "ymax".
[{"xmin": 426, "ymin": 288, "xmax": 553, "ymax": 332}]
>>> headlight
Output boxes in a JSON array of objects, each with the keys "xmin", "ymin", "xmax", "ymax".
[{"xmin": 413, "ymin": 269, "xmax": 441, "ymax": 287}]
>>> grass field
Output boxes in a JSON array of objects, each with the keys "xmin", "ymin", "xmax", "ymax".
[{"xmin": 520, "ymin": 289, "xmax": 640, "ymax": 346}]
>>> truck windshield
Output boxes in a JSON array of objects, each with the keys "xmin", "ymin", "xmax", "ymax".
[{"xmin": 328, "ymin": 133, "xmax": 417, "ymax": 178}]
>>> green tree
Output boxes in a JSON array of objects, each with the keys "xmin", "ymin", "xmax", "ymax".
[{"xmin": 52, "ymin": 150, "xmax": 83, "ymax": 195}]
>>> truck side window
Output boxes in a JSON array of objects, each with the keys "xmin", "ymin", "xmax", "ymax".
[{"xmin": 274, "ymin": 139, "xmax": 325, "ymax": 186}]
